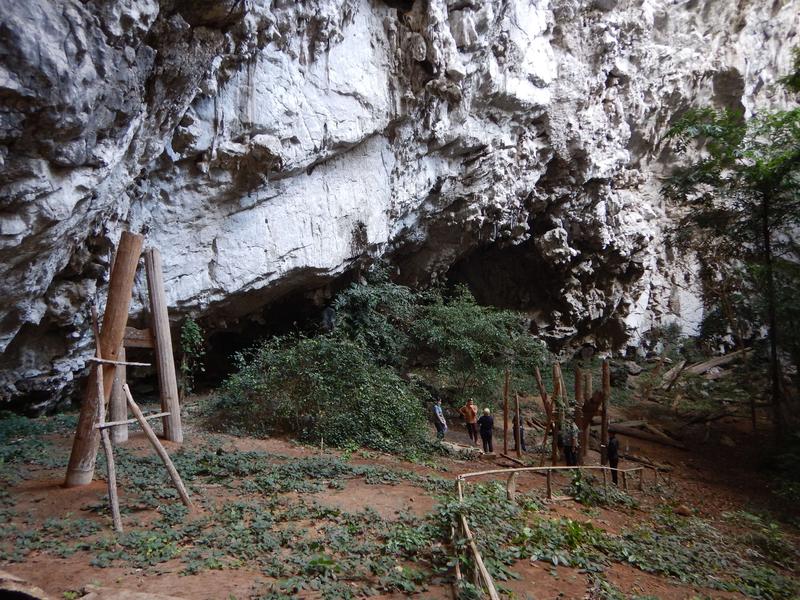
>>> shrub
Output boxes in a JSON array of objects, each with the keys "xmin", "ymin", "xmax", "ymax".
[
  {"xmin": 210, "ymin": 335, "xmax": 427, "ymax": 453},
  {"xmin": 333, "ymin": 267, "xmax": 416, "ymax": 367}
]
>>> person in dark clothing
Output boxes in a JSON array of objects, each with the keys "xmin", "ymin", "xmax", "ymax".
[
  {"xmin": 562, "ymin": 420, "xmax": 578, "ymax": 466},
  {"xmin": 607, "ymin": 431, "xmax": 620, "ymax": 484},
  {"xmin": 477, "ymin": 408, "xmax": 494, "ymax": 453},
  {"xmin": 512, "ymin": 413, "xmax": 526, "ymax": 452}
]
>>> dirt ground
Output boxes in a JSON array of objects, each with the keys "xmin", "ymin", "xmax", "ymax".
[{"xmin": 1, "ymin": 397, "xmax": 798, "ymax": 600}]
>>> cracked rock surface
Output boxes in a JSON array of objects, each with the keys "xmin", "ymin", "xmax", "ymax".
[{"xmin": 1, "ymin": 0, "xmax": 798, "ymax": 409}]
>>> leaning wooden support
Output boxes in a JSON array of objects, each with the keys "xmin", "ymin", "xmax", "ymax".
[
  {"xmin": 144, "ymin": 248, "xmax": 183, "ymax": 443},
  {"xmin": 123, "ymin": 384, "xmax": 192, "ymax": 507},
  {"xmin": 546, "ymin": 469, "xmax": 552, "ymax": 499},
  {"xmin": 456, "ymin": 480, "xmax": 500, "ymax": 600},
  {"xmin": 66, "ymin": 231, "xmax": 144, "ymax": 487},
  {"xmin": 109, "ymin": 346, "xmax": 128, "ymax": 444}
]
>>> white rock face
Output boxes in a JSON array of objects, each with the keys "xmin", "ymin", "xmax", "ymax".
[{"xmin": 0, "ymin": 0, "xmax": 797, "ymax": 408}]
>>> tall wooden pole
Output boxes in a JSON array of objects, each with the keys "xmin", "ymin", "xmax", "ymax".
[
  {"xmin": 601, "ymin": 359, "xmax": 611, "ymax": 465},
  {"xmin": 109, "ymin": 345, "xmax": 128, "ymax": 444},
  {"xmin": 552, "ymin": 363, "xmax": 561, "ymax": 465},
  {"xmin": 514, "ymin": 393, "xmax": 522, "ymax": 458},
  {"xmin": 89, "ymin": 309, "xmax": 122, "ymax": 533},
  {"xmin": 65, "ymin": 232, "xmax": 144, "ymax": 487},
  {"xmin": 502, "ymin": 369, "xmax": 510, "ymax": 456},
  {"xmin": 144, "ymin": 248, "xmax": 183, "ymax": 443}
]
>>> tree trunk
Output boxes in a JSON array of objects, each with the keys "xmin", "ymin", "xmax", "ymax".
[{"xmin": 762, "ymin": 193, "xmax": 785, "ymax": 438}]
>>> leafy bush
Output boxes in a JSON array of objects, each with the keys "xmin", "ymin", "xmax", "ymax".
[
  {"xmin": 568, "ymin": 471, "xmax": 638, "ymax": 509},
  {"xmin": 211, "ymin": 334, "xmax": 427, "ymax": 453},
  {"xmin": 333, "ymin": 266, "xmax": 417, "ymax": 367}
]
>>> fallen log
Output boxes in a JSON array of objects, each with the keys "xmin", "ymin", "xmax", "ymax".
[
  {"xmin": 685, "ymin": 349, "xmax": 748, "ymax": 376},
  {"xmin": 609, "ymin": 424, "xmax": 687, "ymax": 449},
  {"xmin": 660, "ymin": 360, "xmax": 686, "ymax": 390},
  {"xmin": 683, "ymin": 411, "xmax": 736, "ymax": 426},
  {"xmin": 642, "ymin": 423, "xmax": 683, "ymax": 442}
]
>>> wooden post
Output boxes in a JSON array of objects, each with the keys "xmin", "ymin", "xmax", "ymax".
[
  {"xmin": 144, "ymin": 248, "xmax": 183, "ymax": 443},
  {"xmin": 123, "ymin": 384, "xmax": 192, "ymax": 507},
  {"xmin": 502, "ymin": 369, "xmax": 509, "ymax": 456},
  {"xmin": 601, "ymin": 359, "xmax": 611, "ymax": 466},
  {"xmin": 546, "ymin": 469, "xmax": 552, "ymax": 499},
  {"xmin": 622, "ymin": 470, "xmax": 628, "ymax": 491},
  {"xmin": 514, "ymin": 393, "xmax": 522, "ymax": 458},
  {"xmin": 109, "ymin": 345, "xmax": 128, "ymax": 444},
  {"xmin": 534, "ymin": 366, "xmax": 553, "ymax": 468},
  {"xmin": 66, "ymin": 232, "xmax": 144, "ymax": 487},
  {"xmin": 552, "ymin": 364, "xmax": 561, "ymax": 466},
  {"xmin": 506, "ymin": 472, "xmax": 518, "ymax": 501},
  {"xmin": 88, "ymin": 308, "xmax": 123, "ymax": 532}
]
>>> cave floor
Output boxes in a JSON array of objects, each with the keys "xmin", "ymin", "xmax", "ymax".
[{"xmin": 1, "ymin": 398, "xmax": 798, "ymax": 600}]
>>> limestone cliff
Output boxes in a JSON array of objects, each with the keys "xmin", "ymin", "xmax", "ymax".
[{"xmin": 1, "ymin": 0, "xmax": 797, "ymax": 409}]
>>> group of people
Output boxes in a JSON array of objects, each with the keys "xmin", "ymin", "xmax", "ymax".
[
  {"xmin": 433, "ymin": 398, "xmax": 523, "ymax": 455},
  {"xmin": 433, "ymin": 398, "xmax": 622, "ymax": 484}
]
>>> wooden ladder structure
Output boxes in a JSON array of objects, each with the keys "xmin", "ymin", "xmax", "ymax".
[
  {"xmin": 88, "ymin": 307, "xmax": 191, "ymax": 533},
  {"xmin": 65, "ymin": 231, "xmax": 184, "ymax": 488}
]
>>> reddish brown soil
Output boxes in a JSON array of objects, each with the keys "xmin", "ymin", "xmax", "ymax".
[{"xmin": 2, "ymin": 402, "xmax": 798, "ymax": 599}]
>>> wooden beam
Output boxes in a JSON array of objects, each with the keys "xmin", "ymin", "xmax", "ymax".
[
  {"xmin": 144, "ymin": 248, "xmax": 183, "ymax": 443},
  {"xmin": 95, "ymin": 412, "xmax": 171, "ymax": 429},
  {"xmin": 66, "ymin": 231, "xmax": 144, "ymax": 487},
  {"xmin": 500, "ymin": 453, "xmax": 524, "ymax": 466},
  {"xmin": 123, "ymin": 326, "xmax": 154, "ymax": 349},
  {"xmin": 109, "ymin": 346, "xmax": 128, "ymax": 444},
  {"xmin": 87, "ymin": 357, "xmax": 151, "ymax": 367},
  {"xmin": 124, "ymin": 384, "xmax": 191, "ymax": 506}
]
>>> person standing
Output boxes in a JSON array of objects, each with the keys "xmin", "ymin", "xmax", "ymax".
[
  {"xmin": 512, "ymin": 413, "xmax": 526, "ymax": 452},
  {"xmin": 459, "ymin": 399, "xmax": 479, "ymax": 444},
  {"xmin": 477, "ymin": 408, "xmax": 494, "ymax": 453},
  {"xmin": 607, "ymin": 431, "xmax": 620, "ymax": 484},
  {"xmin": 562, "ymin": 419, "xmax": 578, "ymax": 466},
  {"xmin": 433, "ymin": 399, "xmax": 448, "ymax": 440}
]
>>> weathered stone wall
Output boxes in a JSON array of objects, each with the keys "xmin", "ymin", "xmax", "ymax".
[{"xmin": 1, "ymin": 0, "xmax": 797, "ymax": 409}]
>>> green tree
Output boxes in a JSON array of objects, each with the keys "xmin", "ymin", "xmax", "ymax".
[
  {"xmin": 412, "ymin": 285, "xmax": 545, "ymax": 403},
  {"xmin": 665, "ymin": 51, "xmax": 800, "ymax": 435}
]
